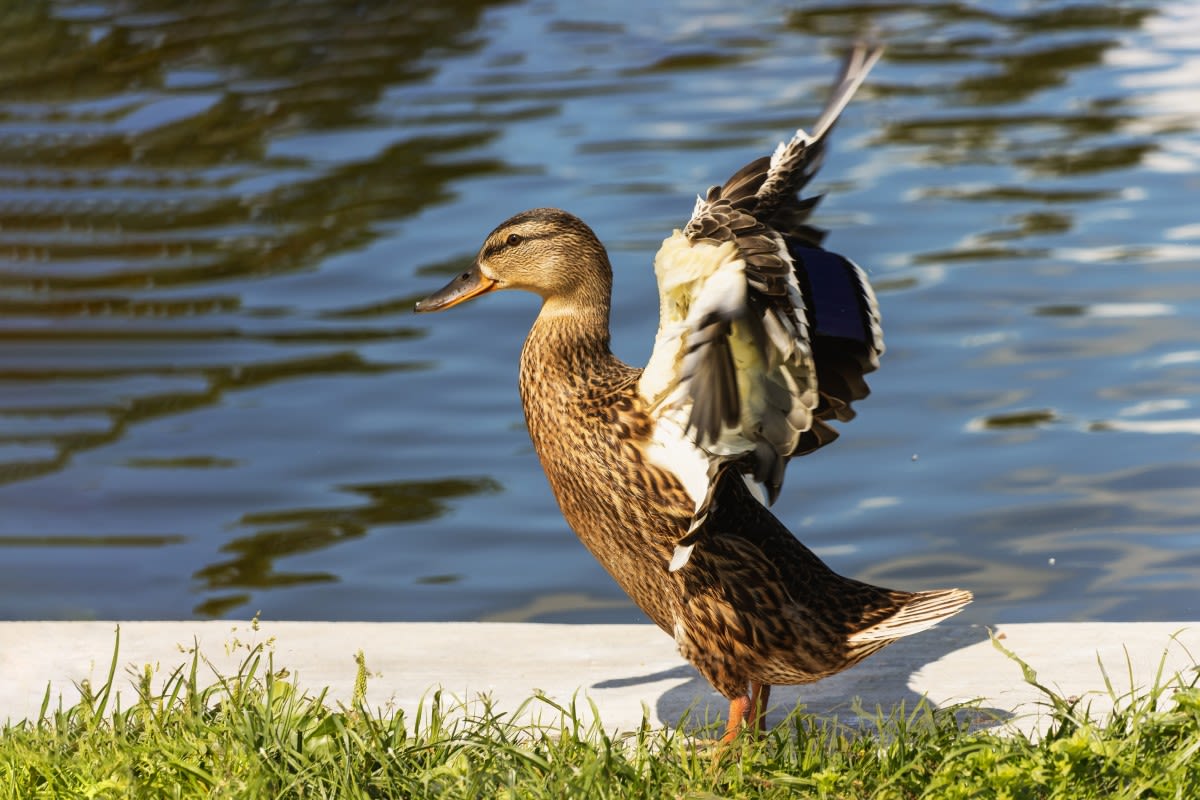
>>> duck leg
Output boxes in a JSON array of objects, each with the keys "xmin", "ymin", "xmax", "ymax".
[
  {"xmin": 750, "ymin": 681, "xmax": 771, "ymax": 733},
  {"xmin": 720, "ymin": 682, "xmax": 772, "ymax": 743},
  {"xmin": 721, "ymin": 693, "xmax": 752, "ymax": 743}
]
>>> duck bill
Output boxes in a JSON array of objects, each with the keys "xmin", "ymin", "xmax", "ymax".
[{"xmin": 414, "ymin": 265, "xmax": 497, "ymax": 312}]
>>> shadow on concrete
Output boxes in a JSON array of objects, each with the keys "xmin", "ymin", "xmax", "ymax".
[
  {"xmin": 593, "ymin": 624, "xmax": 1010, "ymax": 732},
  {"xmin": 593, "ymin": 664, "xmax": 695, "ymax": 690}
]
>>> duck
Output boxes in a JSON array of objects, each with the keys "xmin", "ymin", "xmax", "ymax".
[{"xmin": 415, "ymin": 44, "xmax": 972, "ymax": 742}]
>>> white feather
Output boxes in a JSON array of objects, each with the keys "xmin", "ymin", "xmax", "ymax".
[
  {"xmin": 691, "ymin": 257, "xmax": 745, "ymax": 319},
  {"xmin": 848, "ymin": 589, "xmax": 973, "ymax": 643},
  {"xmin": 640, "ymin": 228, "xmax": 820, "ymax": 500},
  {"xmin": 640, "ymin": 232, "xmax": 743, "ymax": 409},
  {"xmin": 741, "ymin": 473, "xmax": 767, "ymax": 505},
  {"xmin": 643, "ymin": 411, "xmax": 709, "ymax": 512},
  {"xmin": 668, "ymin": 543, "xmax": 695, "ymax": 572},
  {"xmin": 761, "ymin": 308, "xmax": 794, "ymax": 362},
  {"xmin": 767, "ymin": 139, "xmax": 792, "ymax": 171}
]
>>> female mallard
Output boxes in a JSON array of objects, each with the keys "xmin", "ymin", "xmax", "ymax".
[{"xmin": 416, "ymin": 45, "xmax": 971, "ymax": 741}]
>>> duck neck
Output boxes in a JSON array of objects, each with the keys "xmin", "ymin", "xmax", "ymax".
[
  {"xmin": 522, "ymin": 296, "xmax": 614, "ymax": 383},
  {"xmin": 518, "ymin": 296, "xmax": 620, "ymax": 511}
]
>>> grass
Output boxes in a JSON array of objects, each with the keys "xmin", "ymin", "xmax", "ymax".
[{"xmin": 1, "ymin": 628, "xmax": 1199, "ymax": 799}]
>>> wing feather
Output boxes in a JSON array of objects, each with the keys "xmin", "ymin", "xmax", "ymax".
[{"xmin": 638, "ymin": 44, "xmax": 885, "ymax": 559}]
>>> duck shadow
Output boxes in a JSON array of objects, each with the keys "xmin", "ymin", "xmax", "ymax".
[{"xmin": 593, "ymin": 624, "xmax": 1008, "ymax": 732}]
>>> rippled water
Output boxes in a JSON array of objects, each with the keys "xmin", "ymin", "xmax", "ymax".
[{"xmin": 2, "ymin": 0, "xmax": 1199, "ymax": 623}]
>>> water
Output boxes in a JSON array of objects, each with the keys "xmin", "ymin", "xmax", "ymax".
[{"xmin": 2, "ymin": 0, "xmax": 1199, "ymax": 624}]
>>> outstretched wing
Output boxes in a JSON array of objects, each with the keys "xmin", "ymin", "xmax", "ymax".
[{"xmin": 638, "ymin": 44, "xmax": 884, "ymax": 524}]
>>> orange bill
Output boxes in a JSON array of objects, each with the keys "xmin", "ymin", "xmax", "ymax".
[{"xmin": 414, "ymin": 265, "xmax": 497, "ymax": 312}]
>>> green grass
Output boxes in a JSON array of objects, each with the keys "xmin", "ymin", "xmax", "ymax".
[{"xmin": 1, "ymin": 629, "xmax": 1199, "ymax": 799}]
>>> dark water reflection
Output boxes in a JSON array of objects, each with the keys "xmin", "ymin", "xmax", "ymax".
[
  {"xmin": 2, "ymin": 0, "xmax": 1199, "ymax": 622},
  {"xmin": 194, "ymin": 476, "xmax": 499, "ymax": 617}
]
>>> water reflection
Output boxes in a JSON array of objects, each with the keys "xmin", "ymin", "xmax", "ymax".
[
  {"xmin": 195, "ymin": 476, "xmax": 500, "ymax": 617},
  {"xmin": 1, "ymin": 0, "xmax": 1198, "ymax": 622},
  {"xmin": 0, "ymin": 351, "xmax": 396, "ymax": 486},
  {"xmin": 970, "ymin": 409, "xmax": 1059, "ymax": 430},
  {"xmin": 0, "ymin": 0, "xmax": 515, "ymax": 617}
]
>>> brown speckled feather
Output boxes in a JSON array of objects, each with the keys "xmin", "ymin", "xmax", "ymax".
[
  {"xmin": 517, "ymin": 297, "xmax": 968, "ymax": 701},
  {"xmin": 415, "ymin": 48, "xmax": 971, "ymax": 734}
]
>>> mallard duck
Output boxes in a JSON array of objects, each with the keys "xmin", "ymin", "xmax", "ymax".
[{"xmin": 415, "ymin": 44, "xmax": 971, "ymax": 741}]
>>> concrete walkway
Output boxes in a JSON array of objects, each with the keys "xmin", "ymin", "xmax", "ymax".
[{"xmin": 1, "ymin": 621, "xmax": 1197, "ymax": 734}]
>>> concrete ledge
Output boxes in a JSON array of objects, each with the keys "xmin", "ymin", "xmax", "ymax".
[{"xmin": 2, "ymin": 621, "xmax": 1197, "ymax": 733}]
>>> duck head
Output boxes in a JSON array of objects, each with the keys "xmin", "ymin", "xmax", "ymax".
[{"xmin": 415, "ymin": 207, "xmax": 612, "ymax": 313}]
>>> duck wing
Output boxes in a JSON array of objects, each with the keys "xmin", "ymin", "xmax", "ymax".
[{"xmin": 639, "ymin": 44, "xmax": 885, "ymax": 527}]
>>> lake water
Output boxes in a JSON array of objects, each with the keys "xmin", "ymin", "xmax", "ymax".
[{"xmin": 2, "ymin": 0, "xmax": 1199, "ymax": 624}]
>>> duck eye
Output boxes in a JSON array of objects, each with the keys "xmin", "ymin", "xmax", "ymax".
[{"xmin": 506, "ymin": 233, "xmax": 523, "ymax": 247}]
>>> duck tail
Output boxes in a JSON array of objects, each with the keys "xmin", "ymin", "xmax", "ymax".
[
  {"xmin": 755, "ymin": 43, "xmax": 883, "ymax": 218},
  {"xmin": 847, "ymin": 587, "xmax": 973, "ymax": 644}
]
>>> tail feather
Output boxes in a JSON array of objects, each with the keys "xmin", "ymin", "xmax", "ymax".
[{"xmin": 848, "ymin": 588, "xmax": 973, "ymax": 644}]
